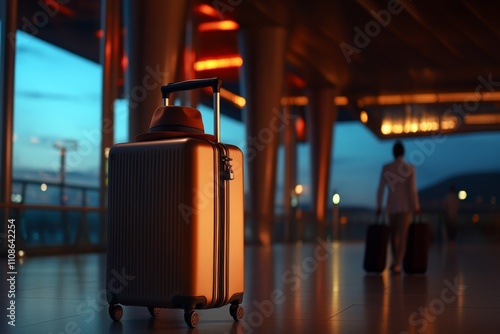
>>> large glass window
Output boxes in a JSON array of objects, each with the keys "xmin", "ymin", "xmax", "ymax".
[
  {"xmin": 13, "ymin": 25, "xmax": 104, "ymax": 247},
  {"xmin": 13, "ymin": 31, "xmax": 102, "ymax": 204}
]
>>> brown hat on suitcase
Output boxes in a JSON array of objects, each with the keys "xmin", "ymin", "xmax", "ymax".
[{"xmin": 135, "ymin": 106, "xmax": 216, "ymax": 142}]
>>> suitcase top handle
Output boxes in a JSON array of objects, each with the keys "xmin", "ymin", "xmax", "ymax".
[
  {"xmin": 161, "ymin": 78, "xmax": 223, "ymax": 142},
  {"xmin": 161, "ymin": 77, "xmax": 223, "ymax": 100}
]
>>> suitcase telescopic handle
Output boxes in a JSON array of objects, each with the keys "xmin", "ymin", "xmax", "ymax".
[{"xmin": 161, "ymin": 78, "xmax": 223, "ymax": 142}]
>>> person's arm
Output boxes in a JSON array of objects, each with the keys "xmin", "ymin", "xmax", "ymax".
[{"xmin": 376, "ymin": 166, "xmax": 386, "ymax": 215}]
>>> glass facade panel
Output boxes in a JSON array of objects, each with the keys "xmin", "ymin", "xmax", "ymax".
[
  {"xmin": 13, "ymin": 31, "xmax": 102, "ymax": 193},
  {"xmin": 13, "ymin": 19, "xmax": 103, "ymax": 249},
  {"xmin": 113, "ymin": 98, "xmax": 129, "ymax": 144}
]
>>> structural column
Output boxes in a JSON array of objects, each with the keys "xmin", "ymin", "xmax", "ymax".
[
  {"xmin": 0, "ymin": 0, "xmax": 17, "ymax": 253},
  {"xmin": 124, "ymin": 0, "xmax": 190, "ymax": 140},
  {"xmin": 99, "ymin": 0, "xmax": 121, "ymax": 246},
  {"xmin": 307, "ymin": 87, "xmax": 338, "ymax": 239},
  {"xmin": 282, "ymin": 105, "xmax": 297, "ymax": 242},
  {"xmin": 179, "ymin": 6, "xmax": 199, "ymax": 107},
  {"xmin": 238, "ymin": 26, "xmax": 287, "ymax": 245}
]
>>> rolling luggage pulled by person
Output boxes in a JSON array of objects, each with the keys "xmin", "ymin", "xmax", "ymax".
[
  {"xmin": 403, "ymin": 217, "xmax": 430, "ymax": 274},
  {"xmin": 106, "ymin": 78, "xmax": 245, "ymax": 328},
  {"xmin": 363, "ymin": 217, "xmax": 389, "ymax": 273}
]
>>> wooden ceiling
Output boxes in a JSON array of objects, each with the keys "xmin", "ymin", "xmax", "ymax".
[{"xmin": 16, "ymin": 0, "xmax": 500, "ymax": 138}]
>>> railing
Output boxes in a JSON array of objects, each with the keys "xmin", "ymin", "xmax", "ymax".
[
  {"xmin": 10, "ymin": 179, "xmax": 100, "ymax": 207},
  {"xmin": 2, "ymin": 179, "xmax": 499, "ymax": 255},
  {"xmin": 1, "ymin": 179, "xmax": 106, "ymax": 255}
]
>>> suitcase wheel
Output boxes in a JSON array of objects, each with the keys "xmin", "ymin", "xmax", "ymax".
[
  {"xmin": 229, "ymin": 304, "xmax": 244, "ymax": 322},
  {"xmin": 108, "ymin": 304, "xmax": 123, "ymax": 321},
  {"xmin": 148, "ymin": 307, "xmax": 160, "ymax": 317},
  {"xmin": 184, "ymin": 310, "xmax": 199, "ymax": 328}
]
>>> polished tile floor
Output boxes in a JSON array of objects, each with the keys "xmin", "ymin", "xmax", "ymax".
[{"xmin": 2, "ymin": 240, "xmax": 500, "ymax": 334}]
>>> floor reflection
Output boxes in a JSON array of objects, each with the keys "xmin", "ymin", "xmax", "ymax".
[{"xmin": 3, "ymin": 241, "xmax": 500, "ymax": 334}]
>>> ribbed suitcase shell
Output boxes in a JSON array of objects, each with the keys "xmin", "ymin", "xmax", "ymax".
[
  {"xmin": 403, "ymin": 222, "xmax": 430, "ymax": 274},
  {"xmin": 106, "ymin": 138, "xmax": 244, "ymax": 310},
  {"xmin": 363, "ymin": 224, "xmax": 389, "ymax": 273}
]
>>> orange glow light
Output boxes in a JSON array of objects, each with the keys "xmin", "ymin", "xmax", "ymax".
[
  {"xmin": 199, "ymin": 20, "xmax": 239, "ymax": 32},
  {"xmin": 194, "ymin": 56, "xmax": 243, "ymax": 71},
  {"xmin": 281, "ymin": 96, "xmax": 348, "ymax": 106},
  {"xmin": 360, "ymin": 110, "xmax": 368, "ymax": 123},
  {"xmin": 196, "ymin": 4, "xmax": 220, "ymax": 18},
  {"xmin": 220, "ymin": 88, "xmax": 246, "ymax": 108},
  {"xmin": 281, "ymin": 96, "xmax": 308, "ymax": 106},
  {"xmin": 334, "ymin": 96, "xmax": 349, "ymax": 106}
]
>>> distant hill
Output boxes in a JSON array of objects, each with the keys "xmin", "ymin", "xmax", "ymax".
[{"xmin": 418, "ymin": 171, "xmax": 500, "ymax": 212}]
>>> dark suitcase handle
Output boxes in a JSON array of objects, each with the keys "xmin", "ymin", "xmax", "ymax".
[
  {"xmin": 160, "ymin": 77, "xmax": 223, "ymax": 142},
  {"xmin": 161, "ymin": 77, "xmax": 223, "ymax": 99}
]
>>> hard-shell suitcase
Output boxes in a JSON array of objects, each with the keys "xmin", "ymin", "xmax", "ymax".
[
  {"xmin": 106, "ymin": 78, "xmax": 245, "ymax": 328},
  {"xmin": 403, "ymin": 218, "xmax": 430, "ymax": 274},
  {"xmin": 363, "ymin": 218, "xmax": 389, "ymax": 273}
]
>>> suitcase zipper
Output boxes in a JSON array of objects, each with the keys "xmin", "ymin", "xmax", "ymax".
[
  {"xmin": 209, "ymin": 143, "xmax": 233, "ymax": 308},
  {"xmin": 221, "ymin": 153, "xmax": 234, "ymax": 181},
  {"xmin": 210, "ymin": 143, "xmax": 220, "ymax": 308},
  {"xmin": 219, "ymin": 144, "xmax": 232, "ymax": 306}
]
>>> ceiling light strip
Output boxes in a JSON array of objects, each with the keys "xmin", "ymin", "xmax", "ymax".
[
  {"xmin": 220, "ymin": 88, "xmax": 246, "ymax": 108},
  {"xmin": 464, "ymin": 114, "xmax": 500, "ymax": 125},
  {"xmin": 198, "ymin": 20, "xmax": 239, "ymax": 32},
  {"xmin": 194, "ymin": 56, "xmax": 243, "ymax": 71},
  {"xmin": 359, "ymin": 92, "xmax": 500, "ymax": 106},
  {"xmin": 281, "ymin": 96, "xmax": 349, "ymax": 106}
]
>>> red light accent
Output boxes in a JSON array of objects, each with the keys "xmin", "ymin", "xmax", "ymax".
[
  {"xmin": 295, "ymin": 116, "xmax": 306, "ymax": 141},
  {"xmin": 121, "ymin": 55, "xmax": 128, "ymax": 70},
  {"xmin": 184, "ymin": 48, "xmax": 195, "ymax": 77},
  {"xmin": 196, "ymin": 4, "xmax": 220, "ymax": 18},
  {"xmin": 43, "ymin": 0, "xmax": 75, "ymax": 17},
  {"xmin": 96, "ymin": 29, "xmax": 104, "ymax": 38},
  {"xmin": 287, "ymin": 73, "xmax": 306, "ymax": 88}
]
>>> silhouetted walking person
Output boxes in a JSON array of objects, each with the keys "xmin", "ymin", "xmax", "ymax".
[{"xmin": 376, "ymin": 141, "xmax": 420, "ymax": 274}]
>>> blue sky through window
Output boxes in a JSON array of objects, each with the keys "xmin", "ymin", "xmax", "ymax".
[{"xmin": 14, "ymin": 30, "xmax": 102, "ymax": 184}]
